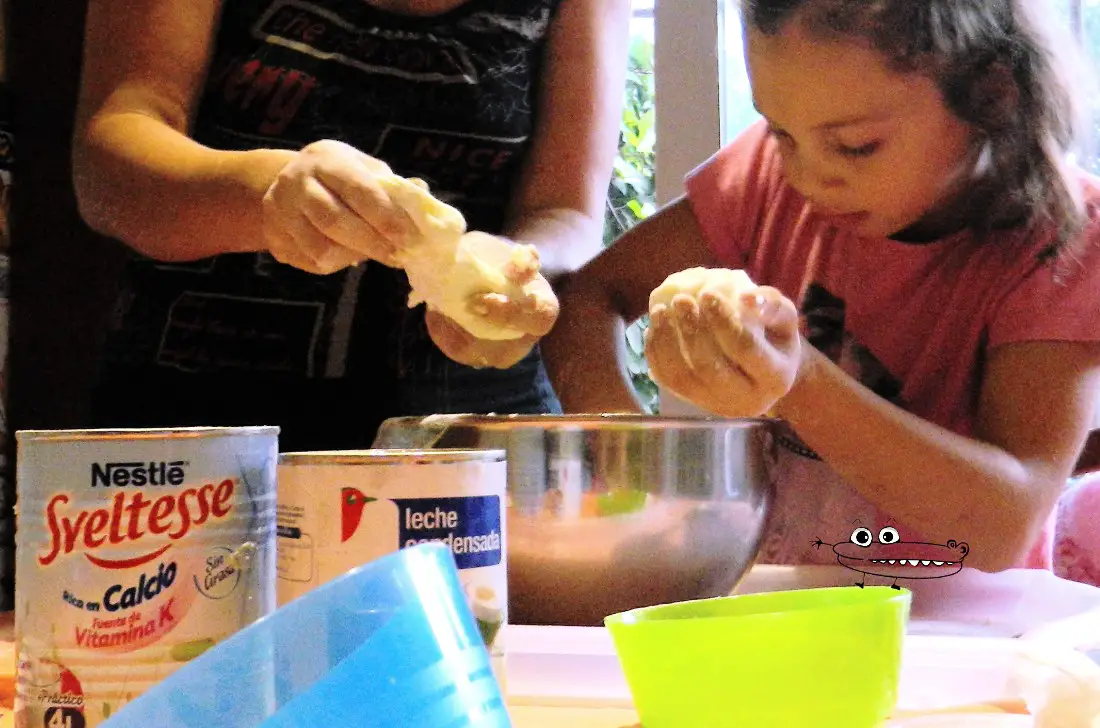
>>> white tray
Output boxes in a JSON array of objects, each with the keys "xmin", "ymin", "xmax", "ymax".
[{"xmin": 506, "ymin": 626, "xmax": 1025, "ymax": 712}]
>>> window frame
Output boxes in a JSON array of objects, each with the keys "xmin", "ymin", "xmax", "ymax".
[{"xmin": 651, "ymin": 0, "xmax": 723, "ymax": 206}]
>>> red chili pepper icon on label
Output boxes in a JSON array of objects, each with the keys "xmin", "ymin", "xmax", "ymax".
[{"xmin": 341, "ymin": 487, "xmax": 376, "ymax": 543}]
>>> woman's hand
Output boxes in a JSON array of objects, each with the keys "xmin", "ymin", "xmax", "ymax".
[
  {"xmin": 262, "ymin": 140, "xmax": 417, "ymax": 275},
  {"xmin": 426, "ymin": 252, "xmax": 560, "ymax": 369},
  {"xmin": 645, "ymin": 286, "xmax": 803, "ymax": 417}
]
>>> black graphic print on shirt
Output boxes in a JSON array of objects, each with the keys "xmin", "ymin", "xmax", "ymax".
[
  {"xmin": 778, "ymin": 283, "xmax": 906, "ymax": 460},
  {"xmin": 196, "ymin": 0, "xmax": 554, "ymax": 232}
]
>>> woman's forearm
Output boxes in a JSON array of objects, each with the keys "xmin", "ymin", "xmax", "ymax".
[{"xmin": 74, "ymin": 111, "xmax": 295, "ymax": 260}]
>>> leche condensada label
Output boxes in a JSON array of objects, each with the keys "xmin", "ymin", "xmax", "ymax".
[
  {"xmin": 276, "ymin": 455, "xmax": 508, "ymax": 657},
  {"xmin": 15, "ymin": 429, "xmax": 278, "ymax": 728}
]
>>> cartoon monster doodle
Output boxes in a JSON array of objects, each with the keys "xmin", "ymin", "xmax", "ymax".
[{"xmin": 813, "ymin": 524, "xmax": 969, "ymax": 589}]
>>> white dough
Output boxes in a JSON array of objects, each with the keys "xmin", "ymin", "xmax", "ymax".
[
  {"xmin": 649, "ymin": 267, "xmax": 756, "ymax": 314},
  {"xmin": 377, "ymin": 173, "xmax": 467, "ymax": 247},
  {"xmin": 382, "ymin": 174, "xmax": 541, "ymax": 341}
]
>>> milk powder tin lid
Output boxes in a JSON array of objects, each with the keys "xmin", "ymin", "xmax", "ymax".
[
  {"xmin": 16, "ymin": 425, "xmax": 281, "ymax": 442},
  {"xmin": 279, "ymin": 448, "xmax": 507, "ymax": 465}
]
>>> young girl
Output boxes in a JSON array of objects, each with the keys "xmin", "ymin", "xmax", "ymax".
[{"xmin": 543, "ymin": 0, "xmax": 1100, "ymax": 573}]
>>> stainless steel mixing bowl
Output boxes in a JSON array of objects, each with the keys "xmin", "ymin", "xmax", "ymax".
[{"xmin": 372, "ymin": 414, "xmax": 778, "ymax": 626}]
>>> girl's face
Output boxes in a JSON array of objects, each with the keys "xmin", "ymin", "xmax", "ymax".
[{"xmin": 745, "ymin": 17, "xmax": 977, "ymax": 240}]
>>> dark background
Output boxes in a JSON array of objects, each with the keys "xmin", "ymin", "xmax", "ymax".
[{"xmin": 4, "ymin": 0, "xmax": 128, "ymax": 607}]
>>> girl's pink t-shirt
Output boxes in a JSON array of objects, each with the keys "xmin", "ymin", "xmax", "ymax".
[{"xmin": 684, "ymin": 121, "xmax": 1100, "ymax": 569}]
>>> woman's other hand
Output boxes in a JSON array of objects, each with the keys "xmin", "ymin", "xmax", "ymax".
[{"xmin": 426, "ymin": 250, "xmax": 560, "ymax": 369}]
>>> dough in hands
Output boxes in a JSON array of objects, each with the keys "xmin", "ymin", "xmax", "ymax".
[
  {"xmin": 382, "ymin": 174, "xmax": 540, "ymax": 341},
  {"xmin": 405, "ymin": 232, "xmax": 541, "ymax": 342},
  {"xmin": 375, "ymin": 172, "xmax": 467, "ymax": 248},
  {"xmin": 649, "ymin": 267, "xmax": 757, "ymax": 314}
]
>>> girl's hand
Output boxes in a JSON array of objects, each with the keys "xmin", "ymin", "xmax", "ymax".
[
  {"xmin": 645, "ymin": 286, "xmax": 802, "ymax": 417},
  {"xmin": 426, "ymin": 254, "xmax": 560, "ymax": 369},
  {"xmin": 262, "ymin": 140, "xmax": 417, "ymax": 275}
]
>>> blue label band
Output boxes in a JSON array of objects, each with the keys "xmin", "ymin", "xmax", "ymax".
[{"xmin": 393, "ymin": 496, "xmax": 503, "ymax": 570}]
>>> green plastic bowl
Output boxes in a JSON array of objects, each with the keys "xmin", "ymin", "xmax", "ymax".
[{"xmin": 604, "ymin": 586, "xmax": 912, "ymax": 727}]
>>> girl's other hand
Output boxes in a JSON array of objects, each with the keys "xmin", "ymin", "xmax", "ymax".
[
  {"xmin": 262, "ymin": 140, "xmax": 417, "ymax": 275},
  {"xmin": 645, "ymin": 286, "xmax": 802, "ymax": 417}
]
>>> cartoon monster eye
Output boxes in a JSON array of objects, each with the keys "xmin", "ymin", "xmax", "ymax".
[
  {"xmin": 878, "ymin": 527, "xmax": 900, "ymax": 544},
  {"xmin": 850, "ymin": 527, "xmax": 873, "ymax": 547}
]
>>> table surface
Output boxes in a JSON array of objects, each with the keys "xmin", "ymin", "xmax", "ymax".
[
  {"xmin": 3, "ymin": 562, "xmax": 1099, "ymax": 727},
  {"xmin": 504, "ymin": 563, "xmax": 1100, "ymax": 726},
  {"xmin": 733, "ymin": 564, "xmax": 1100, "ymax": 646},
  {"xmin": 503, "ymin": 627, "xmax": 1052, "ymax": 727}
]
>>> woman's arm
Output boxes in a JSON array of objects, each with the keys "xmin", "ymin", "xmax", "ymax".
[
  {"xmin": 73, "ymin": 0, "xmax": 408, "ymax": 270},
  {"xmin": 777, "ymin": 337, "xmax": 1100, "ymax": 571},
  {"xmin": 72, "ymin": 0, "xmax": 291, "ymax": 260},
  {"xmin": 502, "ymin": 0, "xmax": 633, "ymax": 281},
  {"xmin": 541, "ymin": 197, "xmax": 722, "ymax": 412}
]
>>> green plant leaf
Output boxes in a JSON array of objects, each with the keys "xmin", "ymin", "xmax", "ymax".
[{"xmin": 636, "ymin": 109, "xmax": 656, "ymax": 153}]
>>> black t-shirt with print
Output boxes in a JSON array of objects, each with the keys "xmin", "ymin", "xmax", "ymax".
[{"xmin": 91, "ymin": 0, "xmax": 564, "ymax": 449}]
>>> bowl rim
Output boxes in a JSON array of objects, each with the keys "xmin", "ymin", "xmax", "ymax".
[
  {"xmin": 604, "ymin": 586, "xmax": 913, "ymax": 628},
  {"xmin": 379, "ymin": 413, "xmax": 777, "ymax": 431}
]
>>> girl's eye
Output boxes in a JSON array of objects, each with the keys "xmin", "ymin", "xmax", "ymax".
[{"xmin": 836, "ymin": 141, "xmax": 881, "ymax": 158}]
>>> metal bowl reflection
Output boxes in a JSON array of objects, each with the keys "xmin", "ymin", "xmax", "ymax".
[{"xmin": 372, "ymin": 414, "xmax": 777, "ymax": 626}]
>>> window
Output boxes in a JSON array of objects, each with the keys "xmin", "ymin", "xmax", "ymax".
[{"xmin": 1073, "ymin": 0, "xmax": 1100, "ymax": 173}]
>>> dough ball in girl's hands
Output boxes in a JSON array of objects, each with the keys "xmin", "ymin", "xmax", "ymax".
[{"xmin": 649, "ymin": 267, "xmax": 757, "ymax": 315}]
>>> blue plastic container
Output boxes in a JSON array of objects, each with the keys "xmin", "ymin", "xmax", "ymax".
[{"xmin": 103, "ymin": 543, "xmax": 511, "ymax": 727}]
